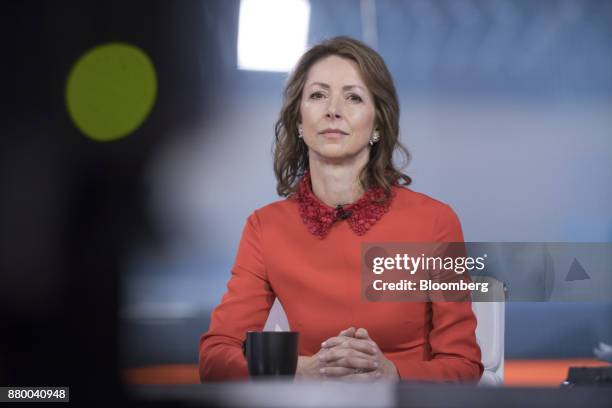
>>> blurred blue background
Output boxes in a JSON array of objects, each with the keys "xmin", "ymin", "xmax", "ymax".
[{"xmin": 85, "ymin": 0, "xmax": 611, "ymax": 366}]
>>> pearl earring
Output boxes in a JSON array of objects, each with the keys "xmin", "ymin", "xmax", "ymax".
[
  {"xmin": 369, "ymin": 130, "xmax": 380, "ymax": 146},
  {"xmin": 298, "ymin": 127, "xmax": 303, "ymax": 138}
]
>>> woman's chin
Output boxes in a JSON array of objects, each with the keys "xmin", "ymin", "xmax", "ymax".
[{"xmin": 310, "ymin": 145, "xmax": 366, "ymax": 163}]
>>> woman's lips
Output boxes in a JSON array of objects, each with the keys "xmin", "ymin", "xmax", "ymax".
[
  {"xmin": 319, "ymin": 129, "xmax": 348, "ymax": 139},
  {"xmin": 323, "ymin": 132, "xmax": 345, "ymax": 138}
]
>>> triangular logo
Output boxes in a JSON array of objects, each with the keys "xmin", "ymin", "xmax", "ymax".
[{"xmin": 565, "ymin": 258, "xmax": 590, "ymax": 281}]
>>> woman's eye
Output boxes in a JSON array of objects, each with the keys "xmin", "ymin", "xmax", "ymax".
[
  {"xmin": 310, "ymin": 92, "xmax": 324, "ymax": 100},
  {"xmin": 348, "ymin": 94, "xmax": 363, "ymax": 103}
]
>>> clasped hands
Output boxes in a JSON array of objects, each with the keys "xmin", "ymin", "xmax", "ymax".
[{"xmin": 296, "ymin": 327, "xmax": 399, "ymax": 381}]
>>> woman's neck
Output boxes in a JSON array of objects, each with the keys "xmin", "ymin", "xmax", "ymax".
[{"xmin": 308, "ymin": 151, "xmax": 368, "ymax": 208}]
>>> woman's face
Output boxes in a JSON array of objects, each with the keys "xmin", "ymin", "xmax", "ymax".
[{"xmin": 299, "ymin": 55, "xmax": 376, "ymax": 163}]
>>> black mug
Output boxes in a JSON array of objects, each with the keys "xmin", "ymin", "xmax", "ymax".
[{"xmin": 242, "ymin": 331, "xmax": 299, "ymax": 378}]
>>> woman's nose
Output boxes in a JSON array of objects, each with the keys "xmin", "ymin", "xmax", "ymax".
[{"xmin": 326, "ymin": 96, "xmax": 342, "ymax": 119}]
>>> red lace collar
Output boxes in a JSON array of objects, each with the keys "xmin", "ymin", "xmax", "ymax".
[{"xmin": 292, "ymin": 172, "xmax": 393, "ymax": 238}]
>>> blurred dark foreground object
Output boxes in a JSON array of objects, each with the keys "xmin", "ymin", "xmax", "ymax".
[
  {"xmin": 3, "ymin": 1, "xmax": 220, "ymax": 406},
  {"xmin": 129, "ymin": 382, "xmax": 612, "ymax": 408},
  {"xmin": 561, "ymin": 366, "xmax": 612, "ymax": 388}
]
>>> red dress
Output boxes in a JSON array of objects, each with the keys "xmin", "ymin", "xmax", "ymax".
[{"xmin": 199, "ymin": 175, "xmax": 483, "ymax": 381}]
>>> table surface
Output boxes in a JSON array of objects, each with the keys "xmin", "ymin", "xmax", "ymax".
[{"xmin": 122, "ymin": 358, "xmax": 611, "ymax": 387}]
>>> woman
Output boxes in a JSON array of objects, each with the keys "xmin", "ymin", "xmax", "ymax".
[{"xmin": 199, "ymin": 36, "xmax": 483, "ymax": 382}]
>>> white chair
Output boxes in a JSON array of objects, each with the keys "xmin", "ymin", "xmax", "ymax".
[
  {"xmin": 263, "ymin": 299, "xmax": 290, "ymax": 332},
  {"xmin": 263, "ymin": 278, "xmax": 505, "ymax": 386},
  {"xmin": 471, "ymin": 276, "xmax": 505, "ymax": 386}
]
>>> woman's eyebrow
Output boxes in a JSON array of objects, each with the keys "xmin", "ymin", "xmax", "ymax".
[{"xmin": 307, "ymin": 82, "xmax": 365, "ymax": 91}]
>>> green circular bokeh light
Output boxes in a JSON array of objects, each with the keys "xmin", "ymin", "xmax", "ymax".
[{"xmin": 66, "ymin": 43, "xmax": 157, "ymax": 142}]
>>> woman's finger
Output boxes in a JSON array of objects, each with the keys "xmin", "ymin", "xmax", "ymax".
[
  {"xmin": 321, "ymin": 336, "xmax": 352, "ymax": 349},
  {"xmin": 341, "ymin": 370, "xmax": 381, "ymax": 381},
  {"xmin": 355, "ymin": 328, "xmax": 381, "ymax": 353},
  {"xmin": 324, "ymin": 356, "xmax": 379, "ymax": 370},
  {"xmin": 320, "ymin": 347, "xmax": 368, "ymax": 363},
  {"xmin": 321, "ymin": 337, "xmax": 377, "ymax": 353},
  {"xmin": 355, "ymin": 327, "xmax": 370, "ymax": 339},
  {"xmin": 319, "ymin": 366, "xmax": 357, "ymax": 377},
  {"xmin": 320, "ymin": 348, "xmax": 377, "ymax": 365},
  {"xmin": 338, "ymin": 327, "xmax": 356, "ymax": 337}
]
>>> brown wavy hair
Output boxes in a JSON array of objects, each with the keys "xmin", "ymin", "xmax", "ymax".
[{"xmin": 273, "ymin": 36, "xmax": 411, "ymax": 198}]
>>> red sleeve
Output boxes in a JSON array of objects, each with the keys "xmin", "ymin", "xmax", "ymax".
[
  {"xmin": 390, "ymin": 204, "xmax": 484, "ymax": 382},
  {"xmin": 199, "ymin": 211, "xmax": 274, "ymax": 381}
]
